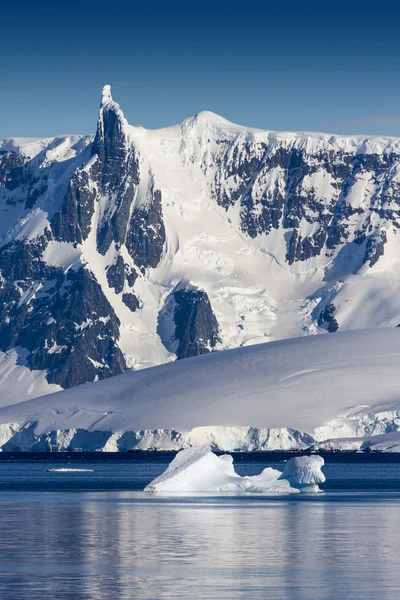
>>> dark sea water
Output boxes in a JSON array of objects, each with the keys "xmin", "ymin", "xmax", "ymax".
[{"xmin": 1, "ymin": 453, "xmax": 400, "ymax": 600}]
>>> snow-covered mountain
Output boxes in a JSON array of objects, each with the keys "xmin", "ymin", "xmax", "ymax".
[
  {"xmin": 1, "ymin": 329, "xmax": 400, "ymax": 452},
  {"xmin": 2, "ymin": 85, "xmax": 400, "ymax": 402}
]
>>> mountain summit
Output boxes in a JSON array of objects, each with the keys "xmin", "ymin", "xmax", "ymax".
[
  {"xmin": 1, "ymin": 86, "xmax": 400, "ymax": 403},
  {"xmin": 101, "ymin": 84, "xmax": 113, "ymax": 106}
]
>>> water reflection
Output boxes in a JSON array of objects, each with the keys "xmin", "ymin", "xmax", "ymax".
[{"xmin": 0, "ymin": 494, "xmax": 399, "ymax": 599}]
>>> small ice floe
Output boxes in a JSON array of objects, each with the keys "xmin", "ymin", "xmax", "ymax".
[
  {"xmin": 45, "ymin": 468, "xmax": 94, "ymax": 472},
  {"xmin": 144, "ymin": 446, "xmax": 325, "ymax": 494}
]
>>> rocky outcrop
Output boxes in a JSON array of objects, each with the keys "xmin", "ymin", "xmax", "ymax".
[
  {"xmin": 106, "ymin": 255, "xmax": 126, "ymax": 294},
  {"xmin": 364, "ymin": 231, "xmax": 387, "ymax": 267},
  {"xmin": 91, "ymin": 85, "xmax": 129, "ymax": 190},
  {"xmin": 125, "ymin": 185, "xmax": 166, "ymax": 270},
  {"xmin": 0, "ymin": 238, "xmax": 125, "ymax": 388},
  {"xmin": 208, "ymin": 142, "xmax": 400, "ymax": 264},
  {"xmin": 122, "ymin": 292, "xmax": 139, "ymax": 312},
  {"xmin": 96, "ymin": 152, "xmax": 140, "ymax": 255},
  {"xmin": 318, "ymin": 303, "xmax": 339, "ymax": 333},
  {"xmin": 173, "ymin": 287, "xmax": 219, "ymax": 359},
  {"xmin": 0, "ymin": 150, "xmax": 26, "ymax": 187},
  {"xmin": 51, "ymin": 169, "xmax": 96, "ymax": 243},
  {"xmin": 91, "ymin": 85, "xmax": 142, "ymax": 256}
]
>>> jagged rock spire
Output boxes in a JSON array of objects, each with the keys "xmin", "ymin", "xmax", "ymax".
[
  {"xmin": 91, "ymin": 85, "xmax": 142, "ymax": 257},
  {"xmin": 92, "ymin": 85, "xmax": 129, "ymax": 182}
]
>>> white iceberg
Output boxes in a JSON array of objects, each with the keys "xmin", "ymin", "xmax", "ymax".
[
  {"xmin": 278, "ymin": 455, "xmax": 326, "ymax": 492},
  {"xmin": 144, "ymin": 447, "xmax": 325, "ymax": 494}
]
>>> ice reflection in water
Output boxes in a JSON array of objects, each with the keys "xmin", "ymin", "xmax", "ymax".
[{"xmin": 0, "ymin": 493, "xmax": 399, "ymax": 599}]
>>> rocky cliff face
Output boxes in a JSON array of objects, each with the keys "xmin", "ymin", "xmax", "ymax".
[
  {"xmin": 173, "ymin": 287, "xmax": 219, "ymax": 359},
  {"xmin": 1, "ymin": 87, "xmax": 400, "ymax": 402}
]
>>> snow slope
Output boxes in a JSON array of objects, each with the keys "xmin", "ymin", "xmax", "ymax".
[
  {"xmin": 0, "ymin": 329, "xmax": 400, "ymax": 451},
  {"xmin": 0, "ymin": 349, "xmax": 62, "ymax": 407}
]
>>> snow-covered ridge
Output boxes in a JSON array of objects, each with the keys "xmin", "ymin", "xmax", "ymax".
[
  {"xmin": 3, "ymin": 125, "xmax": 400, "ymax": 165},
  {"xmin": 0, "ymin": 135, "xmax": 92, "ymax": 160},
  {"xmin": 4, "ymin": 96, "xmax": 400, "ymax": 155},
  {"xmin": 0, "ymin": 330, "xmax": 400, "ymax": 452}
]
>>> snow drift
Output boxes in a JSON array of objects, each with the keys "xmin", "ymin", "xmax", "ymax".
[{"xmin": 144, "ymin": 447, "xmax": 325, "ymax": 493}]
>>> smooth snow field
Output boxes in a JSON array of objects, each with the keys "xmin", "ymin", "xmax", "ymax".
[
  {"xmin": 1, "ymin": 454, "xmax": 400, "ymax": 599},
  {"xmin": 2, "ymin": 328, "xmax": 400, "ymax": 452}
]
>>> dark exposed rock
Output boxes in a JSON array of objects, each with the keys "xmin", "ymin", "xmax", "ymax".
[
  {"xmin": 122, "ymin": 293, "xmax": 139, "ymax": 312},
  {"xmin": 90, "ymin": 88, "xmax": 142, "ymax": 256},
  {"xmin": 208, "ymin": 141, "xmax": 400, "ymax": 264},
  {"xmin": 364, "ymin": 231, "xmax": 387, "ymax": 267},
  {"xmin": 125, "ymin": 265, "xmax": 138, "ymax": 287},
  {"xmin": 240, "ymin": 178, "xmax": 284, "ymax": 238},
  {"xmin": 126, "ymin": 186, "xmax": 166, "ymax": 270},
  {"xmin": 0, "ymin": 151, "xmax": 27, "ymax": 187},
  {"xmin": 286, "ymin": 229, "xmax": 300, "ymax": 265},
  {"xmin": 318, "ymin": 302, "xmax": 339, "ymax": 333},
  {"xmin": 95, "ymin": 151, "xmax": 140, "ymax": 255},
  {"xmin": 0, "ymin": 150, "xmax": 50, "ymax": 210},
  {"xmin": 25, "ymin": 184, "xmax": 48, "ymax": 210},
  {"xmin": 106, "ymin": 255, "xmax": 138, "ymax": 294},
  {"xmin": 51, "ymin": 170, "xmax": 96, "ymax": 243},
  {"xmin": 173, "ymin": 287, "xmax": 219, "ymax": 359},
  {"xmin": 212, "ymin": 141, "xmax": 268, "ymax": 210},
  {"xmin": 92, "ymin": 93, "xmax": 128, "ymax": 190},
  {"xmin": 285, "ymin": 226, "xmax": 328, "ymax": 264},
  {"xmin": 0, "ymin": 239, "xmax": 125, "ymax": 389},
  {"xmin": 106, "ymin": 256, "xmax": 125, "ymax": 294}
]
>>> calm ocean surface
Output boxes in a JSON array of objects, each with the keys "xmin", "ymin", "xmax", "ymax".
[{"xmin": 1, "ymin": 453, "xmax": 400, "ymax": 600}]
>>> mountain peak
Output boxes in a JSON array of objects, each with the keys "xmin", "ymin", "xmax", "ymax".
[
  {"xmin": 101, "ymin": 85, "xmax": 112, "ymax": 107},
  {"xmin": 92, "ymin": 84, "xmax": 130, "ymax": 185}
]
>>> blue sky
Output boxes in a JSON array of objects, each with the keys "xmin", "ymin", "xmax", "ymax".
[{"xmin": 2, "ymin": 1, "xmax": 400, "ymax": 138}]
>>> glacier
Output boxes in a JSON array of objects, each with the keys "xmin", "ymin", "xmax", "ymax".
[
  {"xmin": 0, "ymin": 329, "xmax": 400, "ymax": 452},
  {"xmin": 144, "ymin": 447, "xmax": 325, "ymax": 493}
]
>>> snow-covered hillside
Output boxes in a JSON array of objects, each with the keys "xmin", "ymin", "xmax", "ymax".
[
  {"xmin": 2, "ymin": 85, "xmax": 400, "ymax": 401},
  {"xmin": 1, "ymin": 329, "xmax": 400, "ymax": 452}
]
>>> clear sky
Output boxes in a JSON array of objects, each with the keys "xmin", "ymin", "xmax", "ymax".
[{"xmin": 2, "ymin": 0, "xmax": 400, "ymax": 138}]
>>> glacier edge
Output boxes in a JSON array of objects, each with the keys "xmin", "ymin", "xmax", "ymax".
[{"xmin": 2, "ymin": 413, "xmax": 400, "ymax": 452}]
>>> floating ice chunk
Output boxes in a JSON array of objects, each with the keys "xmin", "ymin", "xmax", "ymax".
[
  {"xmin": 278, "ymin": 455, "xmax": 325, "ymax": 492},
  {"xmin": 144, "ymin": 447, "xmax": 325, "ymax": 494},
  {"xmin": 144, "ymin": 446, "xmax": 248, "ymax": 492},
  {"xmin": 241, "ymin": 466, "xmax": 294, "ymax": 494},
  {"xmin": 45, "ymin": 468, "xmax": 94, "ymax": 472}
]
